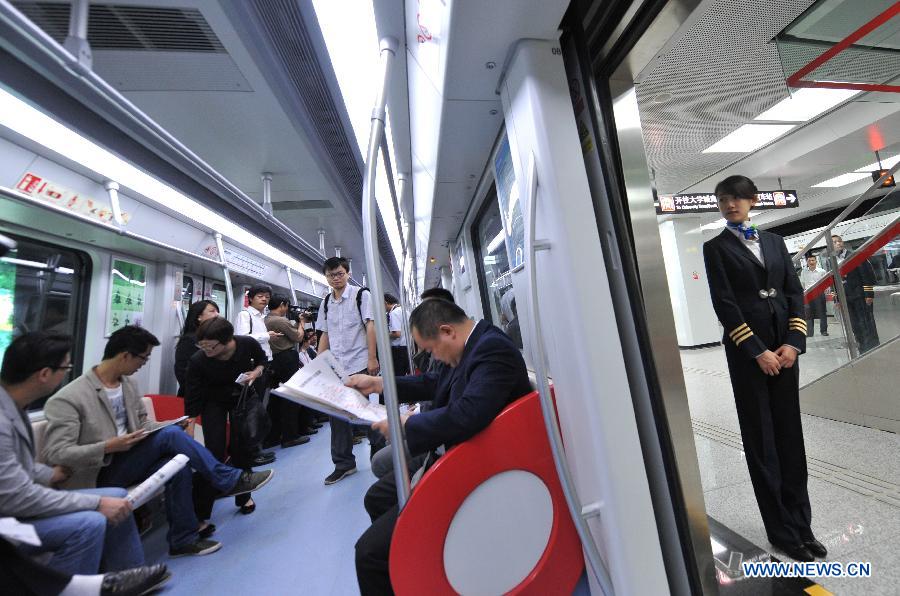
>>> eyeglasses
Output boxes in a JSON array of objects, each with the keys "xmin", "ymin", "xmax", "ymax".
[
  {"xmin": 53, "ymin": 364, "xmax": 74, "ymax": 371},
  {"xmin": 326, "ymin": 271, "xmax": 347, "ymax": 279},
  {"xmin": 195, "ymin": 341, "xmax": 221, "ymax": 352},
  {"xmin": 130, "ymin": 352, "xmax": 151, "ymax": 363}
]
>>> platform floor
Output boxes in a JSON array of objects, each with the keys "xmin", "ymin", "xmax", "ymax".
[{"xmin": 682, "ymin": 345, "xmax": 900, "ymax": 595}]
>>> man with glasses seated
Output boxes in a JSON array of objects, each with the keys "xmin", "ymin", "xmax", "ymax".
[{"xmin": 42, "ymin": 326, "xmax": 273, "ymax": 558}]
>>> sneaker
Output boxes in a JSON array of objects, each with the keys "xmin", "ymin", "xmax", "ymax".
[
  {"xmin": 100, "ymin": 564, "xmax": 170, "ymax": 596},
  {"xmin": 324, "ymin": 467, "xmax": 357, "ymax": 485},
  {"xmin": 225, "ymin": 469, "xmax": 275, "ymax": 497},
  {"xmin": 168, "ymin": 539, "xmax": 222, "ymax": 558}
]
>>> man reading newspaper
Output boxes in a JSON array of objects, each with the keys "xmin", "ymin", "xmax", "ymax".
[{"xmin": 344, "ymin": 298, "xmax": 532, "ymax": 595}]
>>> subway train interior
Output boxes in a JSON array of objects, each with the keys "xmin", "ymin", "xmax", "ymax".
[{"xmin": 1, "ymin": 0, "xmax": 899, "ymax": 594}]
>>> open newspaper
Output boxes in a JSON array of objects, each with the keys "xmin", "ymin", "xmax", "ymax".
[{"xmin": 272, "ymin": 350, "xmax": 386, "ymax": 425}]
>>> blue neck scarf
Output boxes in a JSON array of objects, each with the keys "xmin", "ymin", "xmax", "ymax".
[{"xmin": 727, "ymin": 221, "xmax": 758, "ymax": 240}]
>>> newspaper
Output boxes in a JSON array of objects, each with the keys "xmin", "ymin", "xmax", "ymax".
[
  {"xmin": 0, "ymin": 517, "xmax": 41, "ymax": 546},
  {"xmin": 126, "ymin": 454, "xmax": 189, "ymax": 509},
  {"xmin": 272, "ymin": 350, "xmax": 386, "ymax": 425}
]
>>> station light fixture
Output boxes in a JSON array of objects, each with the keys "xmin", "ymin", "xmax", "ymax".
[
  {"xmin": 702, "ymin": 124, "xmax": 795, "ymax": 153},
  {"xmin": 855, "ymin": 153, "xmax": 900, "ymax": 172},
  {"xmin": 754, "ymin": 87, "xmax": 860, "ymax": 122},
  {"xmin": 811, "ymin": 172, "xmax": 871, "ymax": 188},
  {"xmin": 0, "ymin": 87, "xmax": 327, "ymax": 285}
]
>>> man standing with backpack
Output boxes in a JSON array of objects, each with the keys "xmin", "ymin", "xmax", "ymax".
[{"xmin": 316, "ymin": 257, "xmax": 379, "ymax": 485}]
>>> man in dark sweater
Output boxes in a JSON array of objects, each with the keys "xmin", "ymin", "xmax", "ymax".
[{"xmin": 347, "ymin": 299, "xmax": 532, "ymax": 595}]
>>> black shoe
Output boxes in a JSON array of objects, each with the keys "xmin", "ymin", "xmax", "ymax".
[
  {"xmin": 262, "ymin": 440, "xmax": 279, "ymax": 450},
  {"xmin": 240, "ymin": 499, "xmax": 256, "ymax": 515},
  {"xmin": 281, "ymin": 436, "xmax": 311, "ymax": 448},
  {"xmin": 101, "ymin": 564, "xmax": 170, "ymax": 596},
  {"xmin": 252, "ymin": 452, "xmax": 276, "ymax": 466},
  {"xmin": 822, "ymin": 332, "xmax": 829, "ymax": 336},
  {"xmin": 804, "ymin": 538, "xmax": 827, "ymax": 558},
  {"xmin": 226, "ymin": 469, "xmax": 275, "ymax": 497},
  {"xmin": 300, "ymin": 427, "xmax": 318, "ymax": 435},
  {"xmin": 772, "ymin": 541, "xmax": 814, "ymax": 562},
  {"xmin": 312, "ymin": 422, "xmax": 324, "ymax": 428},
  {"xmin": 168, "ymin": 539, "xmax": 222, "ymax": 558},
  {"xmin": 352, "ymin": 436, "xmax": 363, "ymax": 445},
  {"xmin": 198, "ymin": 523, "xmax": 216, "ymax": 539},
  {"xmin": 324, "ymin": 467, "xmax": 356, "ymax": 485}
]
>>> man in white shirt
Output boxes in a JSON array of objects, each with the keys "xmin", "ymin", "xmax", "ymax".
[
  {"xmin": 233, "ymin": 284, "xmax": 281, "ymax": 465},
  {"xmin": 799, "ymin": 254, "xmax": 828, "ymax": 337},
  {"xmin": 316, "ymin": 257, "xmax": 379, "ymax": 485},
  {"xmin": 384, "ymin": 293, "xmax": 409, "ymax": 375}
]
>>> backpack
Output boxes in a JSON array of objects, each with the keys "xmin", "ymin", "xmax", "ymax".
[{"xmin": 322, "ymin": 286, "xmax": 369, "ymax": 327}]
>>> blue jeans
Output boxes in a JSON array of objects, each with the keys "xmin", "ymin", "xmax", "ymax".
[
  {"xmin": 19, "ymin": 487, "xmax": 144, "ymax": 575},
  {"xmin": 97, "ymin": 426, "xmax": 242, "ymax": 549}
]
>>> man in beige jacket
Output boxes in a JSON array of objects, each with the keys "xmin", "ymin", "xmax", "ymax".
[{"xmin": 43, "ymin": 326, "xmax": 274, "ymax": 558}]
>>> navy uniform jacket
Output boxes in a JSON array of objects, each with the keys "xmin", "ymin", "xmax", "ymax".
[
  {"xmin": 703, "ymin": 229, "xmax": 807, "ymax": 359},
  {"xmin": 395, "ymin": 320, "xmax": 531, "ymax": 455},
  {"xmin": 837, "ymin": 251, "xmax": 876, "ymax": 302}
]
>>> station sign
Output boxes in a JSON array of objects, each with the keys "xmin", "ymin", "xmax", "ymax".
[{"xmin": 655, "ymin": 190, "xmax": 799, "ymax": 214}]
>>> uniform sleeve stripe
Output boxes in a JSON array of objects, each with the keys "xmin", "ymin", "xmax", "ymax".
[
  {"xmin": 734, "ymin": 331, "xmax": 754, "ymax": 346},
  {"xmin": 729, "ymin": 324, "xmax": 750, "ymax": 339},
  {"xmin": 733, "ymin": 329, "xmax": 753, "ymax": 344},
  {"xmin": 789, "ymin": 317, "xmax": 806, "ymax": 323}
]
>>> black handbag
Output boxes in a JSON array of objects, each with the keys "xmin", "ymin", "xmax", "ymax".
[{"xmin": 231, "ymin": 383, "xmax": 271, "ymax": 463}]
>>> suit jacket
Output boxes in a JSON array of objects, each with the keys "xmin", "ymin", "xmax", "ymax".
[
  {"xmin": 837, "ymin": 251, "xmax": 876, "ymax": 302},
  {"xmin": 396, "ymin": 320, "xmax": 532, "ymax": 455},
  {"xmin": 0, "ymin": 387, "xmax": 99, "ymax": 518},
  {"xmin": 703, "ymin": 229, "xmax": 807, "ymax": 360},
  {"xmin": 42, "ymin": 369, "xmax": 157, "ymax": 489}
]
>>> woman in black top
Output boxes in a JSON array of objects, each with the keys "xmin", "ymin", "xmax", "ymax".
[
  {"xmin": 186, "ymin": 318, "xmax": 267, "ymax": 514},
  {"xmin": 174, "ymin": 300, "xmax": 219, "ymax": 396}
]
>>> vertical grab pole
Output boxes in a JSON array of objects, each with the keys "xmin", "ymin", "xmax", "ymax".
[
  {"xmin": 524, "ymin": 153, "xmax": 614, "ymax": 595},
  {"xmin": 362, "ymin": 36, "xmax": 410, "ymax": 507},
  {"xmin": 396, "ymin": 175, "xmax": 416, "ymax": 373},
  {"xmin": 285, "ymin": 266, "xmax": 299, "ymax": 306},
  {"xmin": 214, "ymin": 232, "xmax": 234, "ymax": 322}
]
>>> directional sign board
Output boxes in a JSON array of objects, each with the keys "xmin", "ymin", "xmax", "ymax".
[{"xmin": 655, "ymin": 190, "xmax": 799, "ymax": 215}]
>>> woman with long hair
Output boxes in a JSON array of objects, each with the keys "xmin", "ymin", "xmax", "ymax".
[{"xmin": 174, "ymin": 300, "xmax": 219, "ymax": 397}]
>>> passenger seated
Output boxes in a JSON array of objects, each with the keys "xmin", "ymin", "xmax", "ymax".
[
  {"xmin": 0, "ymin": 332, "xmax": 143, "ymax": 575},
  {"xmin": 346, "ymin": 299, "xmax": 532, "ymax": 595},
  {"xmin": 41, "ymin": 326, "xmax": 273, "ymax": 558}
]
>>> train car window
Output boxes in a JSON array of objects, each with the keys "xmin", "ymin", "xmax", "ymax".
[
  {"xmin": 0, "ymin": 235, "xmax": 90, "ymax": 410},
  {"xmin": 472, "ymin": 188, "xmax": 523, "ymax": 349},
  {"xmin": 208, "ymin": 281, "xmax": 228, "ymax": 313}
]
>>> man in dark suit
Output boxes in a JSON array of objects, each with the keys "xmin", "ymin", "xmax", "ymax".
[
  {"xmin": 704, "ymin": 175, "xmax": 824, "ymax": 563},
  {"xmin": 347, "ymin": 298, "xmax": 531, "ymax": 595},
  {"xmin": 832, "ymin": 235, "xmax": 880, "ymax": 353}
]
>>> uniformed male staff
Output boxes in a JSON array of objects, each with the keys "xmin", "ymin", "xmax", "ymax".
[
  {"xmin": 703, "ymin": 175, "xmax": 825, "ymax": 563},
  {"xmin": 832, "ymin": 234, "xmax": 880, "ymax": 353}
]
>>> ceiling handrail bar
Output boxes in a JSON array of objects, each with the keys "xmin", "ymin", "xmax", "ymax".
[
  {"xmin": 361, "ymin": 36, "xmax": 411, "ymax": 508},
  {"xmin": 0, "ymin": 1, "xmax": 323, "ymax": 264},
  {"xmin": 791, "ymin": 160, "xmax": 900, "ymax": 265}
]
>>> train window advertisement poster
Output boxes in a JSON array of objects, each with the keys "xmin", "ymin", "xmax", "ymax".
[
  {"xmin": 0, "ymin": 261, "xmax": 15, "ymax": 363},
  {"xmin": 654, "ymin": 190, "xmax": 799, "ymax": 214},
  {"xmin": 107, "ymin": 258, "xmax": 147, "ymax": 335},
  {"xmin": 493, "ymin": 136, "xmax": 525, "ymax": 268}
]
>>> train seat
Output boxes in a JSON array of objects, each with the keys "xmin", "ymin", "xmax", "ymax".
[
  {"xmin": 389, "ymin": 391, "xmax": 584, "ymax": 595},
  {"xmin": 145, "ymin": 394, "xmax": 203, "ymax": 445}
]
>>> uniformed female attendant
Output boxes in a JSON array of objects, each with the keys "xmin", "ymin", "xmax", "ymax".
[{"xmin": 703, "ymin": 175, "xmax": 826, "ymax": 562}]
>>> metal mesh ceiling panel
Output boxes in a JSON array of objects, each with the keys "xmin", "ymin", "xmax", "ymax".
[
  {"xmin": 635, "ymin": 0, "xmax": 818, "ymax": 194},
  {"xmin": 273, "ymin": 199, "xmax": 334, "ymax": 211},
  {"xmin": 12, "ymin": 2, "xmax": 226, "ymax": 52}
]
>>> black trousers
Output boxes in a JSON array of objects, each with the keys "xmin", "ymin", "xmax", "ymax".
[
  {"xmin": 265, "ymin": 349, "xmax": 311, "ymax": 444},
  {"xmin": 356, "ymin": 471, "xmax": 402, "ymax": 596},
  {"xmin": 0, "ymin": 536, "xmax": 69, "ymax": 596},
  {"xmin": 195, "ymin": 399, "xmax": 251, "ymax": 515},
  {"xmin": 725, "ymin": 346, "xmax": 812, "ymax": 546},
  {"xmin": 390, "ymin": 346, "xmax": 410, "ymax": 376},
  {"xmin": 804, "ymin": 294, "xmax": 827, "ymax": 336},
  {"xmin": 846, "ymin": 298, "xmax": 880, "ymax": 353}
]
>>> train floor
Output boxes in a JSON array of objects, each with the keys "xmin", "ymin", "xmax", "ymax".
[{"xmin": 683, "ymin": 345, "xmax": 900, "ymax": 595}]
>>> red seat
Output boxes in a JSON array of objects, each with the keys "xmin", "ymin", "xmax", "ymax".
[
  {"xmin": 144, "ymin": 394, "xmax": 185, "ymax": 421},
  {"xmin": 389, "ymin": 391, "xmax": 584, "ymax": 595}
]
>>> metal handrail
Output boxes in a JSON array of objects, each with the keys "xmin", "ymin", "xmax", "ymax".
[
  {"xmin": 395, "ymin": 176, "xmax": 416, "ymax": 373},
  {"xmin": 214, "ymin": 233, "xmax": 234, "ymax": 322},
  {"xmin": 361, "ymin": 36, "xmax": 411, "ymax": 507},
  {"xmin": 791, "ymin": 160, "xmax": 900, "ymax": 265},
  {"xmin": 523, "ymin": 152, "xmax": 614, "ymax": 595}
]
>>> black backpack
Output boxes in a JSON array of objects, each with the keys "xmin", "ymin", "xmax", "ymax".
[{"xmin": 322, "ymin": 287, "xmax": 370, "ymax": 327}]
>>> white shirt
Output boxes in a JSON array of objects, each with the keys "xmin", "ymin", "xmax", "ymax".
[
  {"xmin": 388, "ymin": 305, "xmax": 406, "ymax": 347},
  {"xmin": 104, "ymin": 386, "xmax": 127, "ymax": 436},
  {"xmin": 799, "ymin": 266, "xmax": 826, "ymax": 290},
  {"xmin": 299, "ymin": 350, "xmax": 312, "ymax": 367},
  {"xmin": 234, "ymin": 306, "xmax": 271, "ymax": 359},
  {"xmin": 316, "ymin": 285, "xmax": 373, "ymax": 373},
  {"xmin": 726, "ymin": 223, "xmax": 764, "ymax": 266}
]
